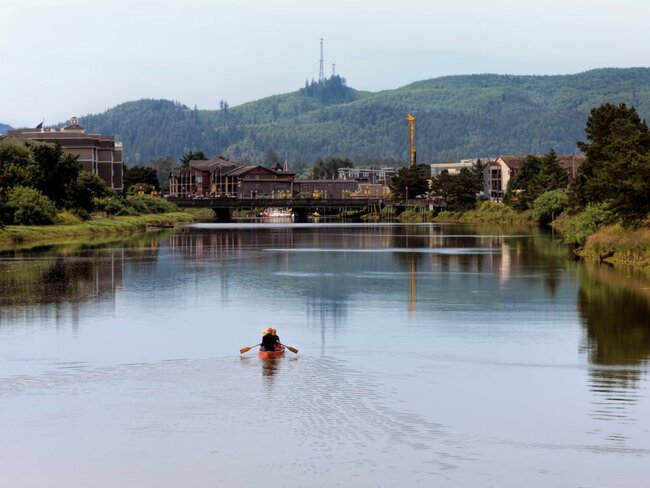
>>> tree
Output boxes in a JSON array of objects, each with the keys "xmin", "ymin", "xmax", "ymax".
[
  {"xmin": 505, "ymin": 150, "xmax": 569, "ymax": 212},
  {"xmin": 148, "ymin": 156, "xmax": 175, "ymax": 190},
  {"xmin": 390, "ymin": 164, "xmax": 428, "ymax": 200},
  {"xmin": 570, "ymin": 103, "xmax": 650, "ymax": 226},
  {"xmin": 532, "ymin": 188, "xmax": 568, "ymax": 225},
  {"xmin": 67, "ymin": 172, "xmax": 113, "ymax": 214},
  {"xmin": 180, "ymin": 150, "xmax": 207, "ymax": 167},
  {"xmin": 31, "ymin": 142, "xmax": 81, "ymax": 207},
  {"xmin": 0, "ymin": 140, "xmax": 41, "ymax": 190},
  {"xmin": 504, "ymin": 155, "xmax": 542, "ymax": 211},
  {"xmin": 5, "ymin": 186, "xmax": 57, "ymax": 225},
  {"xmin": 431, "ymin": 167, "xmax": 483, "ymax": 211},
  {"xmin": 123, "ymin": 165, "xmax": 160, "ymax": 194},
  {"xmin": 537, "ymin": 149, "xmax": 569, "ymax": 192}
]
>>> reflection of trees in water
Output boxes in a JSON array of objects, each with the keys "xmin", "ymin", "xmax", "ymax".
[
  {"xmin": 577, "ymin": 263, "xmax": 650, "ymax": 444},
  {"xmin": 0, "ymin": 235, "xmax": 163, "ymax": 323},
  {"xmin": 578, "ymin": 266, "xmax": 650, "ymax": 367}
]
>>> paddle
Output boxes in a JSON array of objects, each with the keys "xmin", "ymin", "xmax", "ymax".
[
  {"xmin": 281, "ymin": 344, "xmax": 299, "ymax": 354},
  {"xmin": 240, "ymin": 344, "xmax": 260, "ymax": 354}
]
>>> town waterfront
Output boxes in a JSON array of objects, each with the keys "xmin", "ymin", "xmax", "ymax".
[{"xmin": 1, "ymin": 222, "xmax": 649, "ymax": 487}]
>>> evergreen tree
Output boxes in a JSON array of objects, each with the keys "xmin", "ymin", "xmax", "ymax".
[
  {"xmin": 570, "ymin": 103, "xmax": 650, "ymax": 225},
  {"xmin": 180, "ymin": 150, "xmax": 207, "ymax": 167},
  {"xmin": 391, "ymin": 164, "xmax": 428, "ymax": 200}
]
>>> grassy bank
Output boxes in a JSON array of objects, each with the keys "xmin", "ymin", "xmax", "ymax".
[
  {"xmin": 576, "ymin": 222, "xmax": 650, "ymax": 269},
  {"xmin": 0, "ymin": 212, "xmax": 195, "ymax": 248},
  {"xmin": 433, "ymin": 201, "xmax": 533, "ymax": 225}
]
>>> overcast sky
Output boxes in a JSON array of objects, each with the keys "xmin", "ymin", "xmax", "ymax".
[{"xmin": 2, "ymin": 0, "xmax": 649, "ymax": 127}]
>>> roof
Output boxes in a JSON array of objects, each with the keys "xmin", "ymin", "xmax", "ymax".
[
  {"xmin": 496, "ymin": 154, "xmax": 585, "ymax": 170},
  {"xmin": 189, "ymin": 157, "xmax": 238, "ymax": 172}
]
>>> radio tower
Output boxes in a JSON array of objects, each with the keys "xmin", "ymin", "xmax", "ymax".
[{"xmin": 318, "ymin": 38, "xmax": 325, "ymax": 82}]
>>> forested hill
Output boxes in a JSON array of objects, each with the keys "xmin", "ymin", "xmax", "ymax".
[{"xmin": 76, "ymin": 68, "xmax": 650, "ymax": 165}]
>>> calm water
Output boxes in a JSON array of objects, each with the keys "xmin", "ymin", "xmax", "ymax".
[{"xmin": 1, "ymin": 223, "xmax": 649, "ymax": 487}]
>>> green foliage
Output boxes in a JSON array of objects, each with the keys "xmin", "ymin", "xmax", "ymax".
[
  {"xmin": 67, "ymin": 172, "xmax": 114, "ymax": 214},
  {"xmin": 301, "ymin": 76, "xmax": 356, "ymax": 104},
  {"xmin": 505, "ymin": 150, "xmax": 568, "ymax": 211},
  {"xmin": 78, "ymin": 69, "xmax": 650, "ymax": 165},
  {"xmin": 93, "ymin": 197, "xmax": 132, "ymax": 217},
  {"xmin": 123, "ymin": 165, "xmax": 160, "ymax": 193},
  {"xmin": 436, "ymin": 201, "xmax": 532, "ymax": 224},
  {"xmin": 570, "ymin": 103, "xmax": 650, "ymax": 227},
  {"xmin": 310, "ymin": 157, "xmax": 353, "ymax": 179},
  {"xmin": 431, "ymin": 164, "xmax": 484, "ymax": 211},
  {"xmin": 532, "ymin": 189, "xmax": 569, "ymax": 224},
  {"xmin": 390, "ymin": 165, "xmax": 429, "ymax": 199},
  {"xmin": 0, "ymin": 140, "xmax": 41, "ymax": 190},
  {"xmin": 126, "ymin": 195, "xmax": 179, "ymax": 214},
  {"xmin": 29, "ymin": 142, "xmax": 81, "ymax": 206},
  {"xmin": 558, "ymin": 202, "xmax": 614, "ymax": 246},
  {"xmin": 5, "ymin": 186, "xmax": 57, "ymax": 225},
  {"xmin": 180, "ymin": 150, "xmax": 207, "ymax": 167}
]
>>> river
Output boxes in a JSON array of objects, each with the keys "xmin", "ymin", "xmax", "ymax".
[{"xmin": 1, "ymin": 222, "xmax": 649, "ymax": 487}]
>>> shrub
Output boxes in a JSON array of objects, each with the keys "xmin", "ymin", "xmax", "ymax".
[
  {"xmin": 6, "ymin": 186, "xmax": 57, "ymax": 225},
  {"xmin": 532, "ymin": 189, "xmax": 568, "ymax": 225},
  {"xmin": 93, "ymin": 196, "xmax": 133, "ymax": 217},
  {"xmin": 67, "ymin": 172, "xmax": 113, "ymax": 213},
  {"xmin": 126, "ymin": 195, "xmax": 179, "ymax": 214},
  {"xmin": 560, "ymin": 202, "xmax": 614, "ymax": 246}
]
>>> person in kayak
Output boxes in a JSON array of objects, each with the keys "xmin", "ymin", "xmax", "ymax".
[{"xmin": 261, "ymin": 328, "xmax": 283, "ymax": 351}]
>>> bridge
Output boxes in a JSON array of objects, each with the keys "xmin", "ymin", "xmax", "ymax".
[
  {"xmin": 168, "ymin": 197, "xmax": 385, "ymax": 222},
  {"xmin": 168, "ymin": 196, "xmax": 445, "ymax": 222}
]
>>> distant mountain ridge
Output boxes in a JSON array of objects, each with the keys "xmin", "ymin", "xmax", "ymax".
[
  {"xmin": 0, "ymin": 123, "xmax": 13, "ymax": 135},
  {"xmin": 71, "ymin": 68, "xmax": 650, "ymax": 165}
]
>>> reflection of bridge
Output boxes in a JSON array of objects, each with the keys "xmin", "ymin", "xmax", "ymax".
[{"xmin": 169, "ymin": 197, "xmax": 444, "ymax": 222}]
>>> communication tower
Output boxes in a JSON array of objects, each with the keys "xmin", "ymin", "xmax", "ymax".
[{"xmin": 319, "ymin": 38, "xmax": 325, "ymax": 82}]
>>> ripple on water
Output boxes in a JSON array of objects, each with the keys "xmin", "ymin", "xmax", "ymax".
[{"xmin": 0, "ymin": 356, "xmax": 466, "ymax": 486}]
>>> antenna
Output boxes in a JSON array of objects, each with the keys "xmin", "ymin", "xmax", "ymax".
[
  {"xmin": 332, "ymin": 63, "xmax": 336, "ymax": 76},
  {"xmin": 319, "ymin": 38, "xmax": 324, "ymax": 82}
]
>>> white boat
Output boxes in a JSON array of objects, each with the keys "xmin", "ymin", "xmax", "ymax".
[{"xmin": 265, "ymin": 208, "xmax": 294, "ymax": 218}]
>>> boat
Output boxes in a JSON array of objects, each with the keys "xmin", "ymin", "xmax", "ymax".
[
  {"xmin": 258, "ymin": 348, "xmax": 285, "ymax": 359},
  {"xmin": 265, "ymin": 208, "xmax": 293, "ymax": 218}
]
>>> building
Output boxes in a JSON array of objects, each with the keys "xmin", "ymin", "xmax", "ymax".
[
  {"xmin": 430, "ymin": 158, "xmax": 492, "ymax": 176},
  {"xmin": 485, "ymin": 154, "xmax": 585, "ymax": 200},
  {"xmin": 293, "ymin": 179, "xmax": 360, "ymax": 199},
  {"xmin": 337, "ymin": 167, "xmax": 396, "ymax": 185},
  {"xmin": 169, "ymin": 157, "xmax": 294, "ymax": 198},
  {"xmin": 4, "ymin": 117, "xmax": 123, "ymax": 191}
]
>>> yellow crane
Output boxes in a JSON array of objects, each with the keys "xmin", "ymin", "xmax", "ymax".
[{"xmin": 406, "ymin": 114, "xmax": 416, "ymax": 167}]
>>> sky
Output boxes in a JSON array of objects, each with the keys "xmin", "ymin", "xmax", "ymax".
[{"xmin": 2, "ymin": 0, "xmax": 650, "ymax": 127}]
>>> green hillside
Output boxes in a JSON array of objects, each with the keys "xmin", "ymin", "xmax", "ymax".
[{"xmin": 77, "ymin": 68, "xmax": 650, "ymax": 165}]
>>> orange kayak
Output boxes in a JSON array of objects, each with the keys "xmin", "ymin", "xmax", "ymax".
[{"xmin": 258, "ymin": 349, "xmax": 285, "ymax": 359}]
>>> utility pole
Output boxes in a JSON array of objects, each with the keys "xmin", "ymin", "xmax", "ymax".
[{"xmin": 406, "ymin": 114, "xmax": 416, "ymax": 168}]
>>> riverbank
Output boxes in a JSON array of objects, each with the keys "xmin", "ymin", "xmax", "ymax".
[
  {"xmin": 576, "ymin": 222, "xmax": 650, "ymax": 269},
  {"xmin": 0, "ymin": 212, "xmax": 195, "ymax": 249},
  {"xmin": 433, "ymin": 201, "xmax": 533, "ymax": 225}
]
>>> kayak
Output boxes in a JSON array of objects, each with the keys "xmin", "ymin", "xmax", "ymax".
[{"xmin": 259, "ymin": 348, "xmax": 285, "ymax": 359}]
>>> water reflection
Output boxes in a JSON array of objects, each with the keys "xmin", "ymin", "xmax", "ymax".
[
  {"xmin": 0, "ymin": 234, "xmax": 166, "ymax": 327},
  {"xmin": 577, "ymin": 262, "xmax": 650, "ymax": 443}
]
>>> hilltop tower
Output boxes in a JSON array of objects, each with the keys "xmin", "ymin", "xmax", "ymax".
[{"xmin": 319, "ymin": 38, "xmax": 325, "ymax": 82}]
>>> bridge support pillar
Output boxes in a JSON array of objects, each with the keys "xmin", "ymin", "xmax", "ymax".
[
  {"xmin": 293, "ymin": 208, "xmax": 309, "ymax": 223},
  {"xmin": 213, "ymin": 208, "xmax": 232, "ymax": 222}
]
